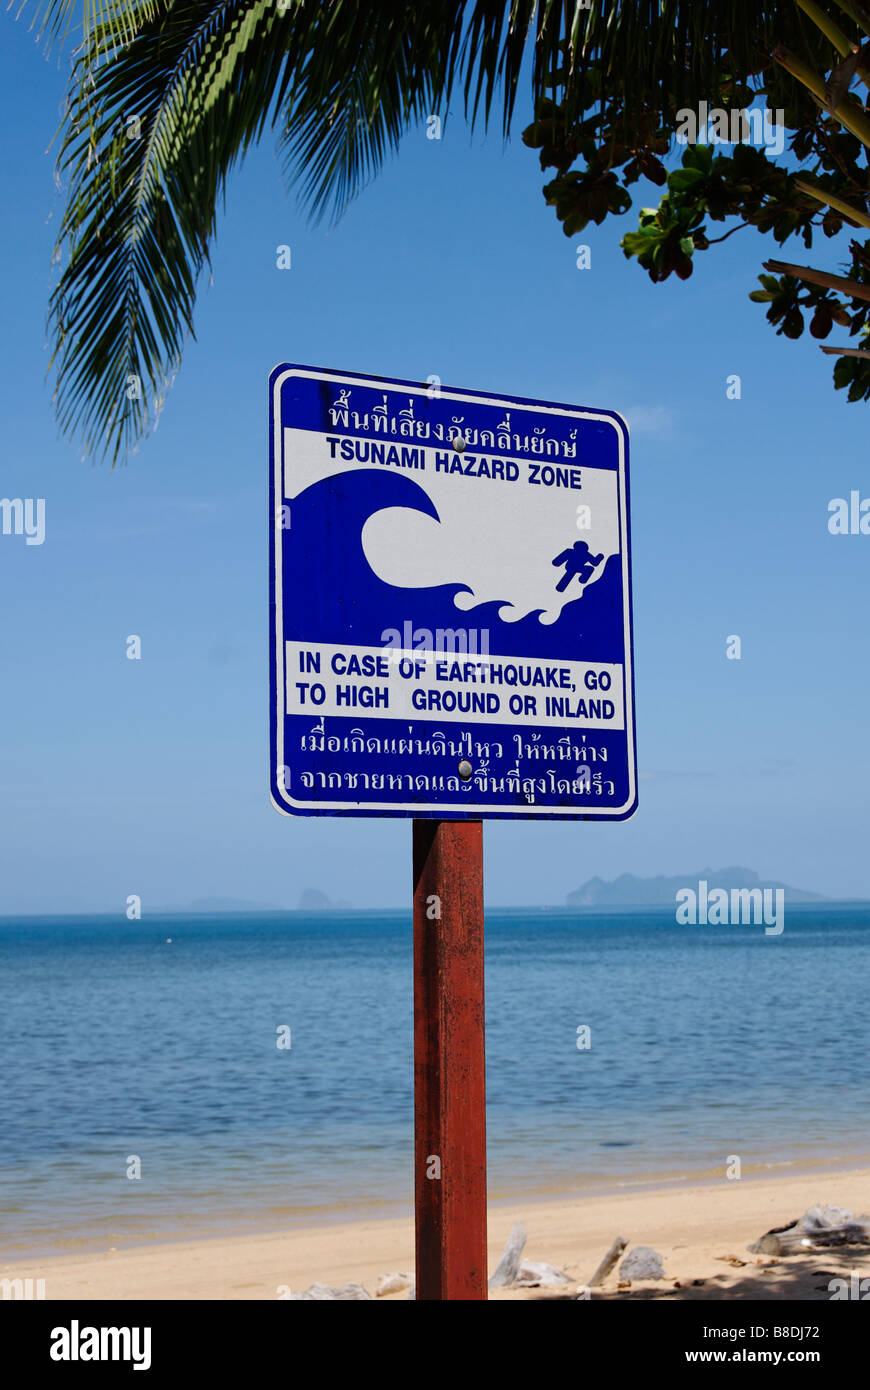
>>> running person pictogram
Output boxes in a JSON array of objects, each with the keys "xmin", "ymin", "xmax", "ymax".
[{"xmin": 552, "ymin": 541, "xmax": 604, "ymax": 593}]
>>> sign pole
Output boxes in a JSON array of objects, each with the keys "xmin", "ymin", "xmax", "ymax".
[{"xmin": 413, "ymin": 818, "xmax": 487, "ymax": 1300}]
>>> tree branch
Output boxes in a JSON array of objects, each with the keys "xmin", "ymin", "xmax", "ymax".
[
  {"xmin": 764, "ymin": 256, "xmax": 870, "ymax": 301},
  {"xmin": 705, "ymin": 222, "xmax": 750, "ymax": 245}
]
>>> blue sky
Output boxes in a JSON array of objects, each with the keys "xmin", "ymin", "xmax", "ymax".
[{"xmin": 2, "ymin": 18, "xmax": 869, "ymax": 914}]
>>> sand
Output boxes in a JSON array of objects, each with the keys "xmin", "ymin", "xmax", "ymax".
[{"xmin": 5, "ymin": 1168, "xmax": 869, "ymax": 1301}]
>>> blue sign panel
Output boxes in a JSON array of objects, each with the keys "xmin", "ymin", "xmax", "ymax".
[{"xmin": 269, "ymin": 364, "xmax": 637, "ymax": 820}]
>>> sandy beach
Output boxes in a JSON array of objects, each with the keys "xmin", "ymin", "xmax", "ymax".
[{"xmin": 5, "ymin": 1167, "xmax": 868, "ymax": 1301}]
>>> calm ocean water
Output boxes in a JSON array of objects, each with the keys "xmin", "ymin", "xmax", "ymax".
[{"xmin": 1, "ymin": 904, "xmax": 868, "ymax": 1257}]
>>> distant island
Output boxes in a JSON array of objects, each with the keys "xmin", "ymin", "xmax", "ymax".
[
  {"xmin": 566, "ymin": 867, "xmax": 826, "ymax": 908},
  {"xmin": 298, "ymin": 888, "xmax": 352, "ymax": 911},
  {"xmin": 154, "ymin": 891, "xmax": 353, "ymax": 913},
  {"xmin": 182, "ymin": 896, "xmax": 284, "ymax": 913}
]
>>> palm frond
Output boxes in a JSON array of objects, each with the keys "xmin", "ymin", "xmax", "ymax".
[
  {"xmin": 49, "ymin": 0, "xmax": 300, "ymax": 461},
  {"xmin": 277, "ymin": 7, "xmax": 460, "ymax": 220},
  {"xmin": 18, "ymin": 0, "xmax": 166, "ymax": 53}
]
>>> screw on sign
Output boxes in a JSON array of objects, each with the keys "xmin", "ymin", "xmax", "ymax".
[{"xmin": 269, "ymin": 364, "xmax": 637, "ymax": 1299}]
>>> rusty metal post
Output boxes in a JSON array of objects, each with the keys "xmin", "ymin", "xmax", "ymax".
[{"xmin": 413, "ymin": 818, "xmax": 487, "ymax": 1300}]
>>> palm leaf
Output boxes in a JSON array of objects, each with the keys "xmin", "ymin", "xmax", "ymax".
[{"xmin": 50, "ymin": 0, "xmax": 301, "ymax": 461}]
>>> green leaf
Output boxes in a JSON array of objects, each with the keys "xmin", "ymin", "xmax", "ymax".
[
  {"xmin": 833, "ymin": 356, "xmax": 853, "ymax": 389},
  {"xmin": 682, "ymin": 142, "xmax": 715, "ymax": 173},
  {"xmin": 667, "ymin": 167, "xmax": 705, "ymax": 193},
  {"xmin": 622, "ymin": 229, "xmax": 660, "ymax": 256}
]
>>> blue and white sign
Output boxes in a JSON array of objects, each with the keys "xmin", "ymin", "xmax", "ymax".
[{"xmin": 269, "ymin": 364, "xmax": 637, "ymax": 820}]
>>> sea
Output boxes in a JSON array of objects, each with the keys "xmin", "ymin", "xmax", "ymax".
[{"xmin": 1, "ymin": 903, "xmax": 868, "ymax": 1258}]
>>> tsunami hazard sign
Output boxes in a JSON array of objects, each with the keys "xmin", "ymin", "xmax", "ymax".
[{"xmin": 269, "ymin": 364, "xmax": 637, "ymax": 820}]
